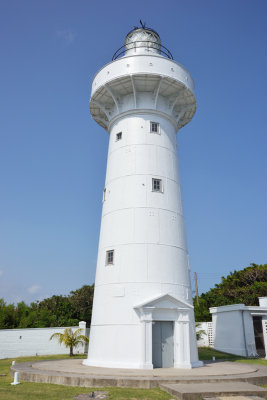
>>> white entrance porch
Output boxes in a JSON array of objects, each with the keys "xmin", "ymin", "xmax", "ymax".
[{"xmin": 134, "ymin": 293, "xmax": 203, "ymax": 369}]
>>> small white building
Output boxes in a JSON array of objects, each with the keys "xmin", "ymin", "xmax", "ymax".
[{"xmin": 210, "ymin": 297, "xmax": 267, "ymax": 358}]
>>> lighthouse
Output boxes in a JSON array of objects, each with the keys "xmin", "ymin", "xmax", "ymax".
[{"xmin": 84, "ymin": 24, "xmax": 203, "ymax": 369}]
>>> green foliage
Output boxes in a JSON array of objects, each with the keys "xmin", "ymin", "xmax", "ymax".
[
  {"xmin": 194, "ymin": 298, "xmax": 211, "ymax": 322},
  {"xmin": 0, "ymin": 299, "xmax": 16, "ymax": 328},
  {"xmin": 50, "ymin": 327, "xmax": 89, "ymax": 356},
  {"xmin": 194, "ymin": 263, "xmax": 267, "ymax": 321},
  {"xmin": 69, "ymin": 285, "xmax": 94, "ymax": 325},
  {"xmin": 35, "ymin": 295, "xmax": 78, "ymax": 327},
  {"xmin": 0, "ymin": 284, "xmax": 94, "ymax": 329}
]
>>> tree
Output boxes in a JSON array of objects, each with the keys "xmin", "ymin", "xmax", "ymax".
[
  {"xmin": 0, "ymin": 299, "xmax": 16, "ymax": 329},
  {"xmin": 0, "ymin": 284, "xmax": 94, "ymax": 329},
  {"xmin": 50, "ymin": 327, "xmax": 89, "ymax": 356},
  {"xmin": 36, "ymin": 295, "xmax": 78, "ymax": 327},
  {"xmin": 194, "ymin": 298, "xmax": 211, "ymax": 322},
  {"xmin": 194, "ymin": 263, "xmax": 267, "ymax": 321},
  {"xmin": 69, "ymin": 285, "xmax": 94, "ymax": 326}
]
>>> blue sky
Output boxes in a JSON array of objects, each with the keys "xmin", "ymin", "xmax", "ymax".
[{"xmin": 0, "ymin": 0, "xmax": 266, "ymax": 304}]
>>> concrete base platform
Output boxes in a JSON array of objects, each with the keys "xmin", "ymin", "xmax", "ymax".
[
  {"xmin": 33, "ymin": 359, "xmax": 258, "ymax": 377},
  {"xmin": 10, "ymin": 359, "xmax": 267, "ymax": 391}
]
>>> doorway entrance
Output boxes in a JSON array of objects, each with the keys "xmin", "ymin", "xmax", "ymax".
[
  {"xmin": 152, "ymin": 321, "xmax": 174, "ymax": 368},
  {"xmin": 253, "ymin": 316, "xmax": 266, "ymax": 357}
]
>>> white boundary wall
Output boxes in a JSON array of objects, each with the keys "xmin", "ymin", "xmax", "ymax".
[
  {"xmin": 196, "ymin": 322, "xmax": 214, "ymax": 347},
  {"xmin": 0, "ymin": 321, "xmax": 88, "ymax": 359}
]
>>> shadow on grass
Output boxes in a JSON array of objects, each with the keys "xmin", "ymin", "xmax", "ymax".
[{"xmin": 198, "ymin": 346, "xmax": 267, "ymax": 366}]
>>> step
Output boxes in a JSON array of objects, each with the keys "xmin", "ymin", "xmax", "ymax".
[
  {"xmin": 203, "ymin": 396, "xmax": 267, "ymax": 400},
  {"xmin": 160, "ymin": 382, "xmax": 267, "ymax": 400}
]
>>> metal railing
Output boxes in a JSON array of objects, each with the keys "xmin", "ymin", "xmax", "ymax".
[{"xmin": 112, "ymin": 41, "xmax": 173, "ymax": 60}]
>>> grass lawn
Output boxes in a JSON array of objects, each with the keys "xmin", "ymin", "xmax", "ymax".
[{"xmin": 0, "ymin": 355, "xmax": 172, "ymax": 400}]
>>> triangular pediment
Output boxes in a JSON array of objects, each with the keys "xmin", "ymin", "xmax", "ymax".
[{"xmin": 134, "ymin": 293, "xmax": 193, "ymax": 310}]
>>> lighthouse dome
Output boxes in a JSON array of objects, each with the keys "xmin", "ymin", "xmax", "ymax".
[
  {"xmin": 112, "ymin": 23, "xmax": 173, "ymax": 60},
  {"xmin": 125, "ymin": 26, "xmax": 161, "ymax": 56}
]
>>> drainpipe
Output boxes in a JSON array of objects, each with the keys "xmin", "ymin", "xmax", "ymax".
[{"xmin": 241, "ymin": 310, "xmax": 248, "ymax": 357}]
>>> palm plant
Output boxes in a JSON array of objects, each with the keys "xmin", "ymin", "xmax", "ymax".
[{"xmin": 50, "ymin": 327, "xmax": 89, "ymax": 356}]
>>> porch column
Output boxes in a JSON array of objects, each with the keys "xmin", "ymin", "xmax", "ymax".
[
  {"xmin": 141, "ymin": 313, "xmax": 153, "ymax": 369},
  {"xmin": 174, "ymin": 320, "xmax": 192, "ymax": 369}
]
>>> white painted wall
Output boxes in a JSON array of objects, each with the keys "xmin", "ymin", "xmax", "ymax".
[
  {"xmin": 87, "ymin": 112, "xmax": 200, "ymax": 369},
  {"xmin": 259, "ymin": 298, "xmax": 267, "ymax": 307},
  {"xmin": 0, "ymin": 321, "xmax": 88, "ymax": 359},
  {"xmin": 212, "ymin": 308, "xmax": 247, "ymax": 356}
]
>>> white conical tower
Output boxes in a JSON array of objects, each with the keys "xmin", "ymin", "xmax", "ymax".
[{"xmin": 84, "ymin": 24, "xmax": 203, "ymax": 369}]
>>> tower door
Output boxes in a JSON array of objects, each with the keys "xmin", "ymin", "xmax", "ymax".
[
  {"xmin": 253, "ymin": 316, "xmax": 266, "ymax": 357},
  {"xmin": 152, "ymin": 321, "xmax": 174, "ymax": 368}
]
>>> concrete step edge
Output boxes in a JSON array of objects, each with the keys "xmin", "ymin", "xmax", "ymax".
[{"xmin": 159, "ymin": 382, "xmax": 267, "ymax": 400}]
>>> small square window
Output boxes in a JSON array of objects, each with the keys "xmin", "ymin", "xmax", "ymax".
[
  {"xmin": 103, "ymin": 188, "xmax": 106, "ymax": 202},
  {"xmin": 150, "ymin": 122, "xmax": 160, "ymax": 133},
  {"xmin": 152, "ymin": 178, "xmax": 163, "ymax": 192},
  {"xmin": 116, "ymin": 132, "xmax": 122, "ymax": 141},
  {"xmin": 106, "ymin": 250, "xmax": 114, "ymax": 265}
]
